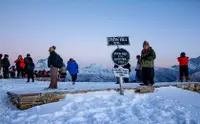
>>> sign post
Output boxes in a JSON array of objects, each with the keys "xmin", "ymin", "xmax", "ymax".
[{"xmin": 107, "ymin": 36, "xmax": 130, "ymax": 95}]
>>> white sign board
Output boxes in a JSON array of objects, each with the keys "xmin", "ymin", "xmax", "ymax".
[{"xmin": 113, "ymin": 68, "xmax": 129, "ymax": 78}]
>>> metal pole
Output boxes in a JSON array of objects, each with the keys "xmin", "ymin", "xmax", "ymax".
[{"xmin": 119, "ymin": 77, "xmax": 124, "ymax": 95}]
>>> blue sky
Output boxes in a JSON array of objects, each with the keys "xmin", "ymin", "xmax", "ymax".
[{"xmin": 0, "ymin": 0, "xmax": 200, "ymax": 67}]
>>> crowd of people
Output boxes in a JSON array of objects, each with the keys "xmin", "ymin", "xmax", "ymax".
[
  {"xmin": 114, "ymin": 41, "xmax": 190, "ymax": 86},
  {"xmin": 47, "ymin": 46, "xmax": 79, "ymax": 89},
  {"xmin": 0, "ymin": 53, "xmax": 35, "ymax": 82},
  {"xmin": 0, "ymin": 41, "xmax": 190, "ymax": 89}
]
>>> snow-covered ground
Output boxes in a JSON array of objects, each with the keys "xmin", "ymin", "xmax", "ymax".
[{"xmin": 0, "ymin": 79, "xmax": 200, "ymax": 124}]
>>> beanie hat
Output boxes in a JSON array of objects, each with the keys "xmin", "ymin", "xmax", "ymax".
[
  {"xmin": 143, "ymin": 41, "xmax": 149, "ymax": 47},
  {"xmin": 180, "ymin": 52, "xmax": 186, "ymax": 57},
  {"xmin": 4, "ymin": 54, "xmax": 9, "ymax": 57},
  {"xmin": 52, "ymin": 46, "xmax": 56, "ymax": 50},
  {"xmin": 27, "ymin": 53, "xmax": 30, "ymax": 57},
  {"xmin": 136, "ymin": 55, "xmax": 141, "ymax": 59}
]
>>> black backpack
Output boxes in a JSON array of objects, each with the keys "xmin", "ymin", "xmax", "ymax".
[
  {"xmin": 27, "ymin": 63, "xmax": 35, "ymax": 71},
  {"xmin": 56, "ymin": 54, "xmax": 63, "ymax": 69}
]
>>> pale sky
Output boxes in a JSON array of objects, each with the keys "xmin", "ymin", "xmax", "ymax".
[{"xmin": 0, "ymin": 0, "xmax": 200, "ymax": 67}]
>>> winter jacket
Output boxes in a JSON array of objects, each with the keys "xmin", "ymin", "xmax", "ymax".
[
  {"xmin": 141, "ymin": 47, "xmax": 156, "ymax": 68},
  {"xmin": 178, "ymin": 57, "xmax": 189, "ymax": 66},
  {"xmin": 24, "ymin": 57, "xmax": 35, "ymax": 71},
  {"xmin": 48, "ymin": 51, "xmax": 60, "ymax": 68},
  {"xmin": 135, "ymin": 60, "xmax": 141, "ymax": 71},
  {"xmin": 123, "ymin": 63, "xmax": 131, "ymax": 72},
  {"xmin": 67, "ymin": 61, "xmax": 79, "ymax": 75},
  {"xmin": 15, "ymin": 58, "xmax": 25, "ymax": 69},
  {"xmin": 2, "ymin": 58, "xmax": 10, "ymax": 68}
]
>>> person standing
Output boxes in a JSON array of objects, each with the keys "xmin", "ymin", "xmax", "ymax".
[
  {"xmin": 15, "ymin": 55, "xmax": 25, "ymax": 78},
  {"xmin": 24, "ymin": 54, "xmax": 35, "ymax": 82},
  {"xmin": 2, "ymin": 54, "xmax": 10, "ymax": 79},
  {"xmin": 67, "ymin": 58, "xmax": 79, "ymax": 85},
  {"xmin": 123, "ymin": 63, "xmax": 131, "ymax": 83},
  {"xmin": 135, "ymin": 55, "xmax": 142, "ymax": 83},
  {"xmin": 114, "ymin": 64, "xmax": 120, "ymax": 84},
  {"xmin": 141, "ymin": 41, "xmax": 156, "ymax": 86},
  {"xmin": 48, "ymin": 46, "xmax": 63, "ymax": 89},
  {"xmin": 177, "ymin": 52, "xmax": 190, "ymax": 82},
  {"xmin": 0, "ymin": 54, "xmax": 3, "ymax": 78},
  {"xmin": 10, "ymin": 66, "xmax": 16, "ymax": 78}
]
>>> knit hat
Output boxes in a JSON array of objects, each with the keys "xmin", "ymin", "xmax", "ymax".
[
  {"xmin": 143, "ymin": 41, "xmax": 149, "ymax": 47},
  {"xmin": 4, "ymin": 54, "xmax": 9, "ymax": 57},
  {"xmin": 52, "ymin": 46, "xmax": 56, "ymax": 50},
  {"xmin": 27, "ymin": 53, "xmax": 31, "ymax": 57},
  {"xmin": 136, "ymin": 55, "xmax": 141, "ymax": 59},
  {"xmin": 180, "ymin": 52, "xmax": 186, "ymax": 57}
]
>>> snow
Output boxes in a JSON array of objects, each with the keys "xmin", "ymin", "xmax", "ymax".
[{"xmin": 0, "ymin": 79, "xmax": 200, "ymax": 124}]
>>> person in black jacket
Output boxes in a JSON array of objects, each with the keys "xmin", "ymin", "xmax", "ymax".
[
  {"xmin": 2, "ymin": 54, "xmax": 10, "ymax": 79},
  {"xmin": 123, "ymin": 63, "xmax": 131, "ymax": 83},
  {"xmin": 24, "ymin": 54, "xmax": 35, "ymax": 82},
  {"xmin": 48, "ymin": 46, "xmax": 63, "ymax": 89}
]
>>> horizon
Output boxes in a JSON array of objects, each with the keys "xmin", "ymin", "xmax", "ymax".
[{"xmin": 1, "ymin": 0, "xmax": 200, "ymax": 68}]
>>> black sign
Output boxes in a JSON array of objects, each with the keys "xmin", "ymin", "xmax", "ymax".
[
  {"xmin": 112, "ymin": 48, "xmax": 130, "ymax": 66},
  {"xmin": 107, "ymin": 36, "xmax": 130, "ymax": 46}
]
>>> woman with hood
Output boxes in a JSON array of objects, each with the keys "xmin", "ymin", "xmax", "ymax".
[
  {"xmin": 15, "ymin": 55, "xmax": 25, "ymax": 78},
  {"xmin": 177, "ymin": 52, "xmax": 190, "ymax": 82},
  {"xmin": 140, "ymin": 41, "xmax": 156, "ymax": 86},
  {"xmin": 67, "ymin": 58, "xmax": 79, "ymax": 85}
]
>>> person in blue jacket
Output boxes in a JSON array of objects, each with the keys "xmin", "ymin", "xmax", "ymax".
[{"xmin": 67, "ymin": 58, "xmax": 79, "ymax": 85}]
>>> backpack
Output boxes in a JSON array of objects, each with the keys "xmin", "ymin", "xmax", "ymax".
[
  {"xmin": 56, "ymin": 54, "xmax": 63, "ymax": 69},
  {"xmin": 27, "ymin": 63, "xmax": 35, "ymax": 71}
]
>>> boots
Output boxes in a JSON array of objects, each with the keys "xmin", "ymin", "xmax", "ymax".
[
  {"xmin": 186, "ymin": 77, "xmax": 190, "ymax": 82},
  {"xmin": 180, "ymin": 77, "xmax": 183, "ymax": 82}
]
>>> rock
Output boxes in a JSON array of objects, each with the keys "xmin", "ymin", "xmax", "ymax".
[
  {"xmin": 7, "ymin": 92, "xmax": 65, "ymax": 110},
  {"xmin": 135, "ymin": 87, "xmax": 155, "ymax": 93}
]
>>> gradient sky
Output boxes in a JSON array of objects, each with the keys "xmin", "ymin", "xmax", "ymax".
[{"xmin": 0, "ymin": 0, "xmax": 200, "ymax": 67}]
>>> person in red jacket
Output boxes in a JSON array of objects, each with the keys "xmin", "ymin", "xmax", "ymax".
[
  {"xmin": 15, "ymin": 55, "xmax": 25, "ymax": 78},
  {"xmin": 177, "ymin": 52, "xmax": 190, "ymax": 82}
]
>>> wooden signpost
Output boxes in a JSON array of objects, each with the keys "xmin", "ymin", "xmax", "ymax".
[
  {"xmin": 107, "ymin": 36, "xmax": 130, "ymax": 95},
  {"xmin": 107, "ymin": 36, "xmax": 130, "ymax": 46}
]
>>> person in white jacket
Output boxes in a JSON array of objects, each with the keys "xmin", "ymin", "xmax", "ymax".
[{"xmin": 135, "ymin": 55, "xmax": 142, "ymax": 83}]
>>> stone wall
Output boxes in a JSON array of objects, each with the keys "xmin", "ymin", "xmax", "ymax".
[{"xmin": 7, "ymin": 83, "xmax": 200, "ymax": 110}]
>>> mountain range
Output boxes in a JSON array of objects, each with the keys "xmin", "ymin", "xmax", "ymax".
[{"xmin": 35, "ymin": 56, "xmax": 200, "ymax": 82}]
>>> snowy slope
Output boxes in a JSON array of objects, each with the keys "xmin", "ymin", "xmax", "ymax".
[{"xmin": 0, "ymin": 80, "xmax": 200, "ymax": 124}]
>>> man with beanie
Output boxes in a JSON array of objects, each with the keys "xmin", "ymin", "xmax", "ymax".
[
  {"xmin": 177, "ymin": 52, "xmax": 190, "ymax": 82},
  {"xmin": 47, "ymin": 46, "xmax": 63, "ymax": 89},
  {"xmin": 2, "ymin": 54, "xmax": 10, "ymax": 79},
  {"xmin": 24, "ymin": 54, "xmax": 35, "ymax": 82},
  {"xmin": 141, "ymin": 41, "xmax": 156, "ymax": 86}
]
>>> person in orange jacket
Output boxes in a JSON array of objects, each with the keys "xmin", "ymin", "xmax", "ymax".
[
  {"xmin": 177, "ymin": 52, "xmax": 190, "ymax": 82},
  {"xmin": 15, "ymin": 55, "xmax": 25, "ymax": 78}
]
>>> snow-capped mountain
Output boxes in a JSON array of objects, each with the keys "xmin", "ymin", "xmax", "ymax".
[
  {"xmin": 35, "ymin": 58, "xmax": 48, "ymax": 71},
  {"xmin": 35, "ymin": 56, "xmax": 200, "ymax": 82}
]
